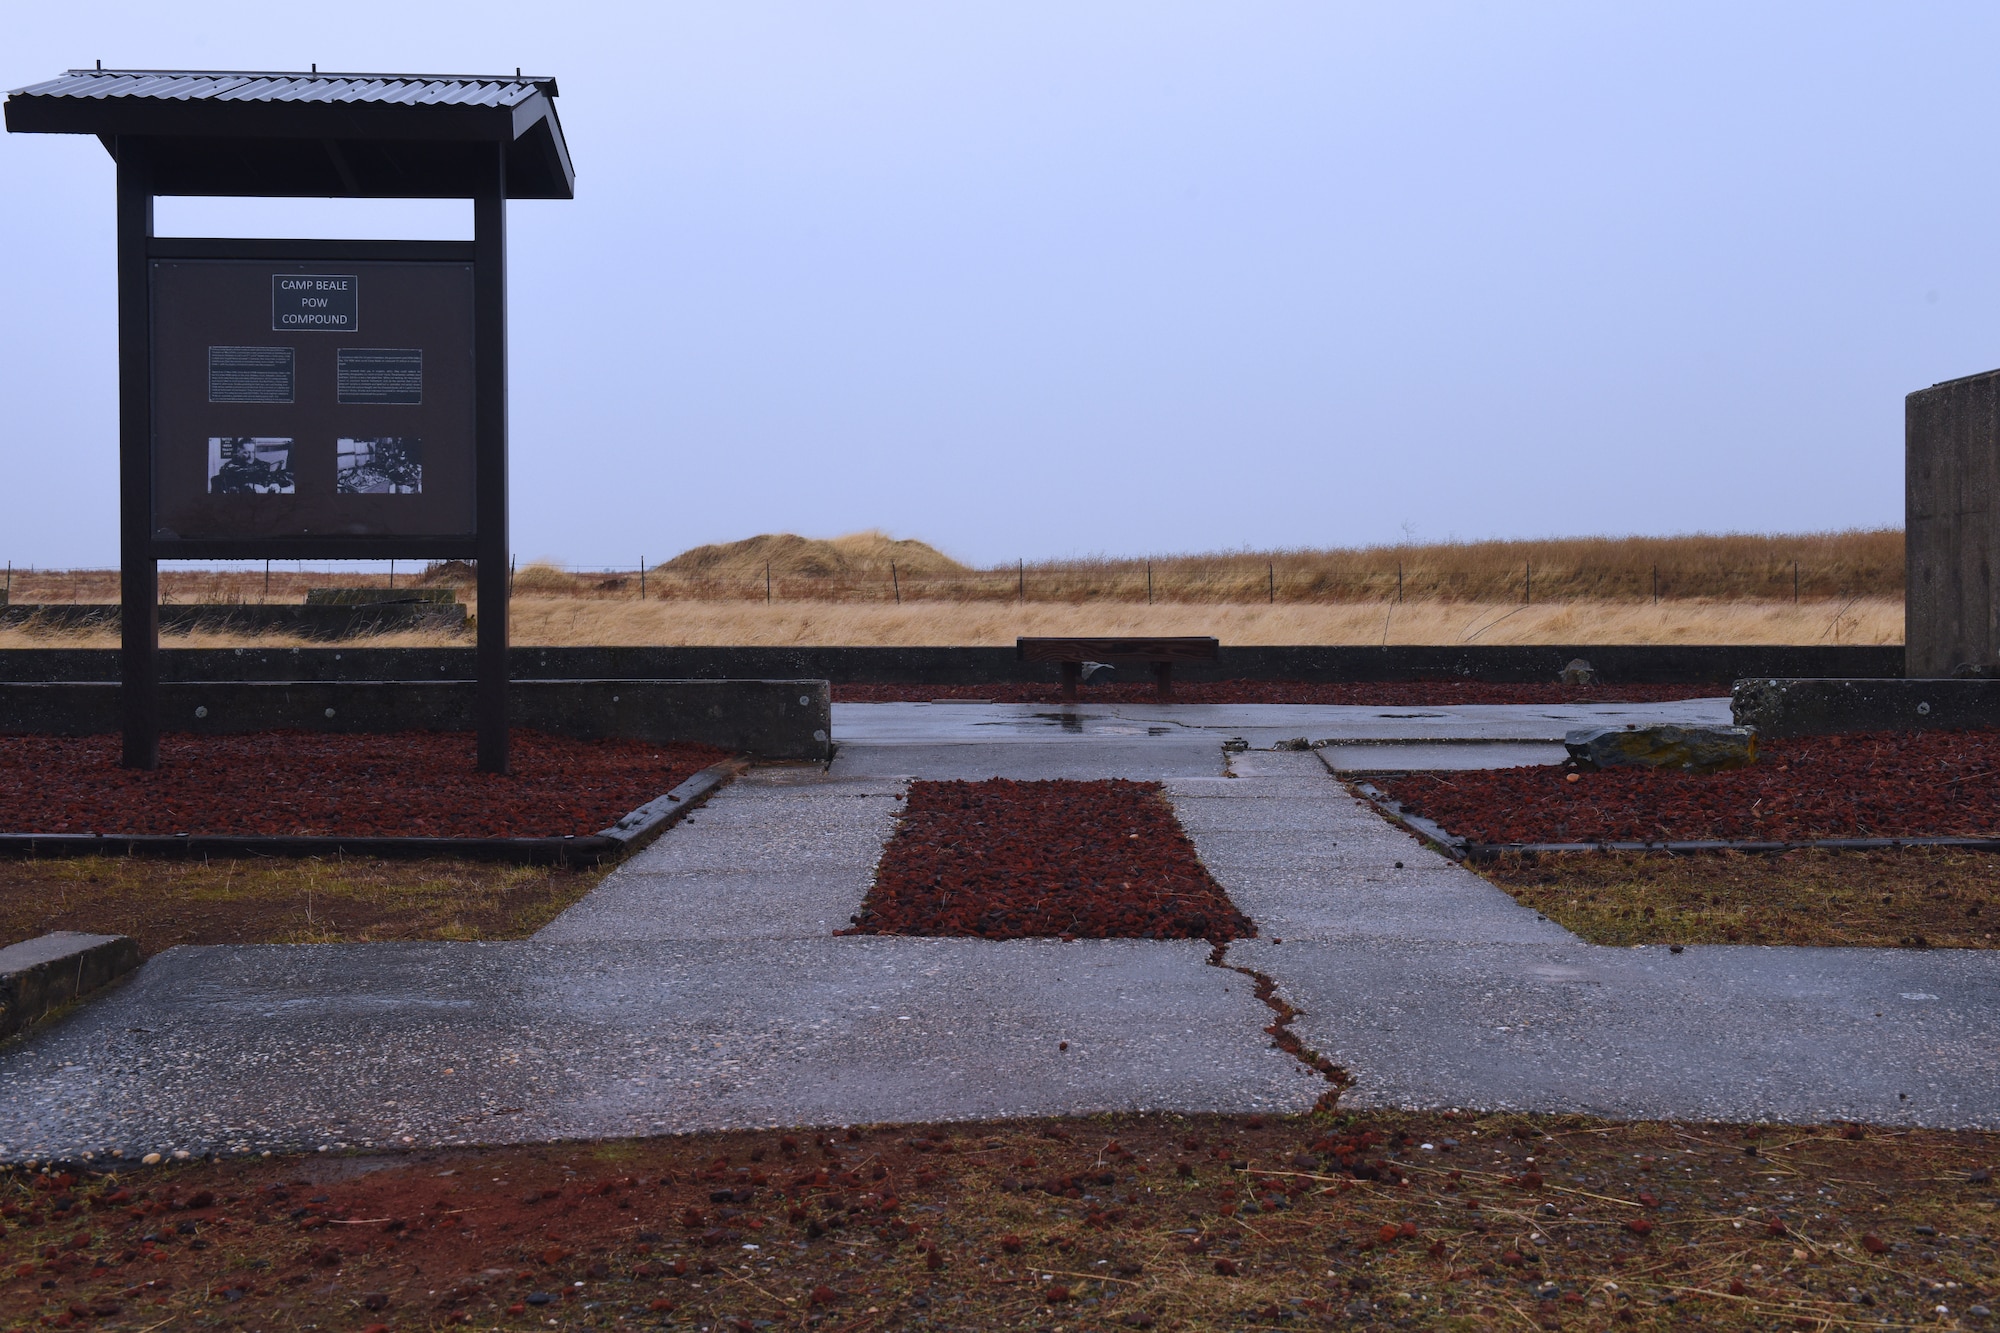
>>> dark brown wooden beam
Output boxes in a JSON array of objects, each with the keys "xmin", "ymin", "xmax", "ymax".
[
  {"xmin": 474, "ymin": 143, "xmax": 510, "ymax": 774},
  {"xmin": 115, "ymin": 138, "xmax": 158, "ymax": 769}
]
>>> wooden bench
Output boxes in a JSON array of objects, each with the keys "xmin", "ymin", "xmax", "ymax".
[{"xmin": 1016, "ymin": 636, "xmax": 1220, "ymax": 703}]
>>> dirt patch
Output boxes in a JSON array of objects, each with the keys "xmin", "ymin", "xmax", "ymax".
[
  {"xmin": 840, "ymin": 779, "xmax": 1253, "ymax": 942},
  {"xmin": 1479, "ymin": 846, "xmax": 2000, "ymax": 949},
  {"xmin": 3, "ymin": 1111, "xmax": 1994, "ymax": 1330},
  {"xmin": 0, "ymin": 856, "xmax": 612, "ymax": 956},
  {"xmin": 0, "ymin": 733, "xmax": 726, "ymax": 838},
  {"xmin": 1381, "ymin": 728, "xmax": 2000, "ymax": 844},
  {"xmin": 836, "ymin": 680, "xmax": 1726, "ymax": 705}
]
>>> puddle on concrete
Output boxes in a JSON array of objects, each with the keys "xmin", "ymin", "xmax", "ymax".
[{"xmin": 960, "ymin": 713, "xmax": 1163, "ymax": 736}]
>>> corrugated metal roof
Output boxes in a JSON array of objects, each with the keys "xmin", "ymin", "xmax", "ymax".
[
  {"xmin": 5, "ymin": 68, "xmax": 575, "ymax": 199},
  {"xmin": 8, "ymin": 70, "xmax": 559, "ymax": 107}
]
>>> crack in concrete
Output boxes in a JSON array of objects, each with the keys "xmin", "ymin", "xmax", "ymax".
[{"xmin": 1209, "ymin": 941, "xmax": 1352, "ymax": 1112}]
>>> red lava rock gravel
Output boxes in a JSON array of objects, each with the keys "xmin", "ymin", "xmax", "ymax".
[
  {"xmin": 1383, "ymin": 728, "xmax": 2000, "ymax": 844},
  {"xmin": 835, "ymin": 680, "xmax": 1724, "ymax": 705},
  {"xmin": 841, "ymin": 779, "xmax": 1253, "ymax": 942},
  {"xmin": 0, "ymin": 732, "xmax": 727, "ymax": 838}
]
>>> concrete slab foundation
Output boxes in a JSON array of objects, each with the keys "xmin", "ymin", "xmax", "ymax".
[
  {"xmin": 0, "ymin": 698, "xmax": 1994, "ymax": 1154},
  {"xmin": 0, "ymin": 938, "xmax": 1315, "ymax": 1159},
  {"xmin": 1241, "ymin": 937, "xmax": 2000, "ymax": 1128}
]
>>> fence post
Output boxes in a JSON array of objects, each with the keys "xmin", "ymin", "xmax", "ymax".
[
  {"xmin": 1525, "ymin": 563, "xmax": 1531, "ymax": 605},
  {"xmin": 1268, "ymin": 562, "xmax": 1274, "ymax": 604},
  {"xmin": 1793, "ymin": 561, "xmax": 1799, "ymax": 603},
  {"xmin": 1146, "ymin": 562, "xmax": 1153, "ymax": 605},
  {"xmin": 891, "ymin": 561, "xmax": 900, "ymax": 604},
  {"xmin": 639, "ymin": 557, "xmax": 645, "ymax": 600},
  {"xmin": 765, "ymin": 561, "xmax": 772, "ymax": 604},
  {"xmin": 1018, "ymin": 559, "xmax": 1024, "ymax": 602},
  {"xmin": 1652, "ymin": 566, "xmax": 1658, "ymax": 605},
  {"xmin": 389, "ymin": 558, "xmax": 395, "ymax": 591},
  {"xmin": 1397, "ymin": 562, "xmax": 1403, "ymax": 603}
]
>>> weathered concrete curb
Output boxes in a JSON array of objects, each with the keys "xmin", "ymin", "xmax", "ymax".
[
  {"xmin": 0, "ymin": 644, "xmax": 1903, "ymax": 686},
  {"xmin": 0, "ymin": 679, "xmax": 831, "ymax": 760},
  {"xmin": 1732, "ymin": 677, "xmax": 2000, "ymax": 737},
  {"xmin": 1460, "ymin": 836, "xmax": 2000, "ymax": 858},
  {"xmin": 0, "ymin": 933, "xmax": 140, "ymax": 1041},
  {"xmin": 1345, "ymin": 779, "xmax": 1472, "ymax": 860},
  {"xmin": 0, "ymin": 758, "xmax": 744, "ymax": 865}
]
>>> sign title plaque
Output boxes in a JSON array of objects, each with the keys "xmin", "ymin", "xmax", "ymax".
[{"xmin": 271, "ymin": 274, "xmax": 358, "ymax": 331}]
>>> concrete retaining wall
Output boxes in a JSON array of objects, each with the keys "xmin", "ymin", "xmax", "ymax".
[
  {"xmin": 1907, "ymin": 369, "xmax": 2000, "ymax": 678},
  {"xmin": 0, "ymin": 679, "xmax": 832, "ymax": 761},
  {"xmin": 0, "ymin": 643, "xmax": 1904, "ymax": 685},
  {"xmin": 1732, "ymin": 677, "xmax": 2000, "ymax": 738}
]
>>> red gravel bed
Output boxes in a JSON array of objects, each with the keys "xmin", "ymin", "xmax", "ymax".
[
  {"xmin": 841, "ymin": 779, "xmax": 1253, "ymax": 942},
  {"xmin": 0, "ymin": 732, "xmax": 727, "ymax": 838},
  {"xmin": 1383, "ymin": 728, "xmax": 2000, "ymax": 844},
  {"xmin": 835, "ymin": 680, "xmax": 1724, "ymax": 705}
]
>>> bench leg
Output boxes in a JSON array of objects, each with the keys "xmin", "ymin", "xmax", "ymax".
[
  {"xmin": 1153, "ymin": 661, "xmax": 1174, "ymax": 703},
  {"xmin": 1061, "ymin": 660, "xmax": 1081, "ymax": 704}
]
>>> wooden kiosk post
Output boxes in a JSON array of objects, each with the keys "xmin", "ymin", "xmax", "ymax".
[{"xmin": 6, "ymin": 69, "xmax": 575, "ymax": 771}]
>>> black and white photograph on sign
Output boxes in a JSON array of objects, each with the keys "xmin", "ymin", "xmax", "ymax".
[
  {"xmin": 336, "ymin": 348, "xmax": 422, "ymax": 405},
  {"xmin": 206, "ymin": 437, "xmax": 295, "ymax": 494},
  {"xmin": 206, "ymin": 346, "xmax": 294, "ymax": 403},
  {"xmin": 337, "ymin": 437, "xmax": 423, "ymax": 494}
]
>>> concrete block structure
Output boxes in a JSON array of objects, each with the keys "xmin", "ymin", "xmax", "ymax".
[{"xmin": 1907, "ymin": 368, "xmax": 2000, "ymax": 677}]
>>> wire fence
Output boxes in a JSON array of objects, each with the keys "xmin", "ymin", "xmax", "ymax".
[{"xmin": 0, "ymin": 555, "xmax": 1906, "ymax": 608}]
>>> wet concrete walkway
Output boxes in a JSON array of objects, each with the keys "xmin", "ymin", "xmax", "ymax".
[
  {"xmin": 1207, "ymin": 751, "xmax": 2000, "ymax": 1129},
  {"xmin": 0, "ymin": 695, "xmax": 1994, "ymax": 1160}
]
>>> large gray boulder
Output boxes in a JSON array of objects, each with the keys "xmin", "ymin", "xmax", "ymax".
[{"xmin": 1565, "ymin": 723, "xmax": 1756, "ymax": 772}]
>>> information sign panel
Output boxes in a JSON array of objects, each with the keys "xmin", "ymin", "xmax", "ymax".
[{"xmin": 149, "ymin": 256, "xmax": 475, "ymax": 550}]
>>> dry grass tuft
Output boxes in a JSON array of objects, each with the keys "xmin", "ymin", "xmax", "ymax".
[
  {"xmin": 499, "ymin": 595, "xmax": 1902, "ymax": 647},
  {"xmin": 0, "ymin": 622, "xmax": 458, "ymax": 650},
  {"xmin": 1051, "ymin": 528, "xmax": 1906, "ymax": 604},
  {"xmin": 627, "ymin": 528, "xmax": 1904, "ymax": 605},
  {"xmin": 0, "ymin": 855, "xmax": 610, "ymax": 954},
  {"xmin": 0, "ymin": 530, "xmax": 1906, "ymax": 645},
  {"xmin": 0, "ymin": 596, "xmax": 1902, "ymax": 648},
  {"xmin": 1481, "ymin": 847, "xmax": 2000, "ymax": 949}
]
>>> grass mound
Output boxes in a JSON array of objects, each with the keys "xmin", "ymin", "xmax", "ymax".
[{"xmin": 656, "ymin": 530, "xmax": 969, "ymax": 582}]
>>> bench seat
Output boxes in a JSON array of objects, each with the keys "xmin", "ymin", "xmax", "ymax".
[{"xmin": 1016, "ymin": 636, "xmax": 1219, "ymax": 702}]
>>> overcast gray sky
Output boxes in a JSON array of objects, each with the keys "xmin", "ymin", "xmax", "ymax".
[{"xmin": 2, "ymin": 3, "xmax": 1993, "ymax": 569}]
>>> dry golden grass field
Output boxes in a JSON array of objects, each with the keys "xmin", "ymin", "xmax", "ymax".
[{"xmin": 0, "ymin": 528, "xmax": 1905, "ymax": 646}]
